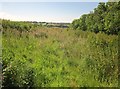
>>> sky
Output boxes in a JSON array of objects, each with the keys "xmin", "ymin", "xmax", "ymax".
[{"xmin": 0, "ymin": 2, "xmax": 107, "ymax": 23}]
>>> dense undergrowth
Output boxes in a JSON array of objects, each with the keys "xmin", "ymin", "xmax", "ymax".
[{"xmin": 2, "ymin": 27, "xmax": 118, "ymax": 87}]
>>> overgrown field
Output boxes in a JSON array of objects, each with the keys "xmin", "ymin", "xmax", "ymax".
[{"xmin": 2, "ymin": 27, "xmax": 118, "ymax": 87}]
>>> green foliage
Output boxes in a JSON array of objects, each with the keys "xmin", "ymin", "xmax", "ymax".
[
  {"xmin": 2, "ymin": 25, "xmax": 118, "ymax": 87},
  {"xmin": 2, "ymin": 20, "xmax": 41, "ymax": 33},
  {"xmin": 2, "ymin": 1, "xmax": 119, "ymax": 87},
  {"xmin": 71, "ymin": 19, "xmax": 79, "ymax": 30},
  {"xmin": 71, "ymin": 1, "xmax": 120, "ymax": 35}
]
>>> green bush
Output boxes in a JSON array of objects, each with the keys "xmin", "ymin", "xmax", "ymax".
[{"xmin": 2, "ymin": 26, "xmax": 118, "ymax": 87}]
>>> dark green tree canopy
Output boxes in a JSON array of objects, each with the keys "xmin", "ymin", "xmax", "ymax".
[{"xmin": 71, "ymin": 1, "xmax": 120, "ymax": 35}]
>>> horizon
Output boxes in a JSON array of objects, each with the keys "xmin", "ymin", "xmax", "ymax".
[
  {"xmin": 0, "ymin": 2, "xmax": 107, "ymax": 23},
  {"xmin": 1, "ymin": 19, "xmax": 71, "ymax": 23}
]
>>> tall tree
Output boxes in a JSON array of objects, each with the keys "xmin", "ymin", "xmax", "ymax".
[{"xmin": 71, "ymin": 1, "xmax": 120, "ymax": 35}]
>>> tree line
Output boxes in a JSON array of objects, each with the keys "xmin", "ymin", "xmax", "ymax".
[
  {"xmin": 2, "ymin": 19, "xmax": 41, "ymax": 32},
  {"xmin": 1, "ymin": 19, "xmax": 70, "ymax": 32},
  {"xmin": 71, "ymin": 1, "xmax": 120, "ymax": 35}
]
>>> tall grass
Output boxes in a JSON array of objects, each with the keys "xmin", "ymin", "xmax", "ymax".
[{"xmin": 2, "ymin": 27, "xmax": 118, "ymax": 87}]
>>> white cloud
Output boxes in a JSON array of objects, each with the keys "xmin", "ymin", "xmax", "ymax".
[
  {"xmin": 0, "ymin": 12, "xmax": 36, "ymax": 21},
  {"xmin": 0, "ymin": 11, "xmax": 74, "ymax": 23},
  {"xmin": 0, "ymin": 12, "xmax": 21, "ymax": 20},
  {"xmin": 0, "ymin": 12, "xmax": 12, "ymax": 19}
]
